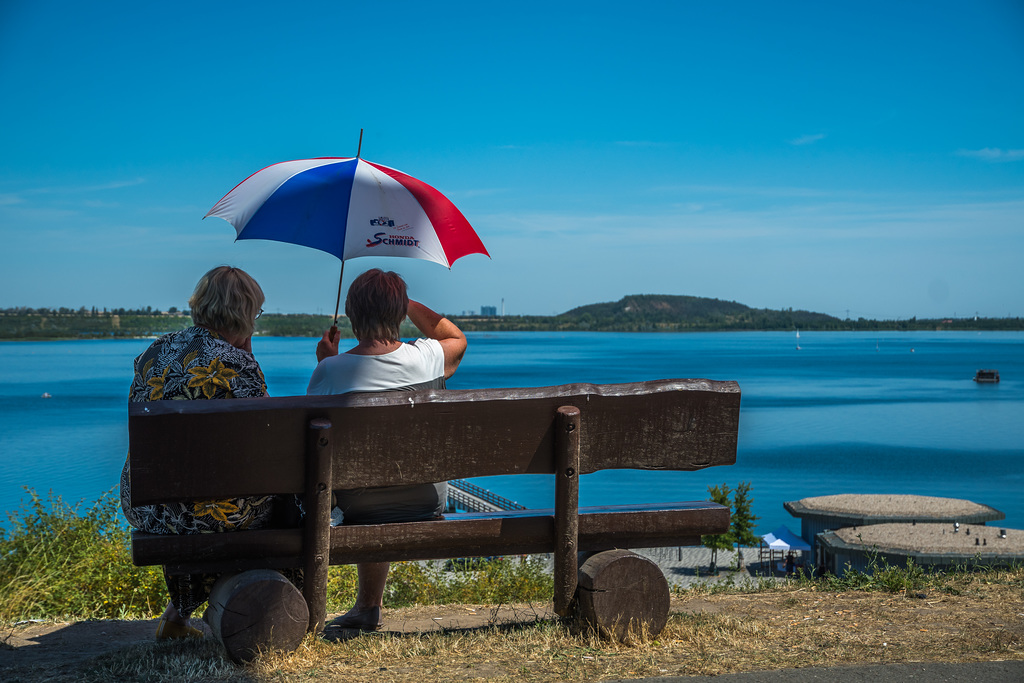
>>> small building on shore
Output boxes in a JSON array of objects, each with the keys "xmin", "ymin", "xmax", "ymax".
[
  {"xmin": 817, "ymin": 523, "xmax": 1024, "ymax": 576},
  {"xmin": 784, "ymin": 494, "xmax": 1005, "ymax": 555}
]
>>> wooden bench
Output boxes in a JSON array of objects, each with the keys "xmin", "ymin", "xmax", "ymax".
[{"xmin": 128, "ymin": 378, "xmax": 740, "ymax": 661}]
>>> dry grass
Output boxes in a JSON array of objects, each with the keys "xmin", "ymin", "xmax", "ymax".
[{"xmin": 12, "ymin": 567, "xmax": 1011, "ymax": 682}]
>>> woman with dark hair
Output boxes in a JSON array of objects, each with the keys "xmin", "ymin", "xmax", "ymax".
[
  {"xmin": 307, "ymin": 268, "xmax": 467, "ymax": 630},
  {"xmin": 120, "ymin": 266, "xmax": 294, "ymax": 639}
]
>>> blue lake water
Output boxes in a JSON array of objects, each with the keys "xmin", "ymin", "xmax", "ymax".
[{"xmin": 1, "ymin": 331, "xmax": 1021, "ymax": 536}]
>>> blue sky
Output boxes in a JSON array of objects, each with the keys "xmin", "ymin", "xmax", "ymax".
[{"xmin": 1, "ymin": 1, "xmax": 1022, "ymax": 319}]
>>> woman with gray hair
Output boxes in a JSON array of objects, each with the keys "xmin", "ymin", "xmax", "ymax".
[{"xmin": 119, "ymin": 266, "xmax": 291, "ymax": 639}]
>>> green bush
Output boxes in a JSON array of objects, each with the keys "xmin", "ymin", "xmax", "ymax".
[
  {"xmin": 796, "ymin": 550, "xmax": 938, "ymax": 594},
  {"xmin": 325, "ymin": 556, "xmax": 552, "ymax": 610},
  {"xmin": 0, "ymin": 490, "xmax": 166, "ymax": 621},
  {"xmin": 1, "ymin": 490, "xmax": 551, "ymax": 622}
]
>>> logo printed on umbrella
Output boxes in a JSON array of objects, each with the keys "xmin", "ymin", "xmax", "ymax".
[
  {"xmin": 366, "ymin": 232, "xmax": 421, "ymax": 248},
  {"xmin": 370, "ymin": 217, "xmax": 396, "ymax": 227}
]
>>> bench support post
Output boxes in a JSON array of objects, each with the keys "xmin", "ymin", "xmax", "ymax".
[
  {"xmin": 553, "ymin": 405, "xmax": 581, "ymax": 617},
  {"xmin": 304, "ymin": 418, "xmax": 333, "ymax": 633}
]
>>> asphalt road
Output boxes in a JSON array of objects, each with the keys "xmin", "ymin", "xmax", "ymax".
[{"xmin": 618, "ymin": 660, "xmax": 1024, "ymax": 682}]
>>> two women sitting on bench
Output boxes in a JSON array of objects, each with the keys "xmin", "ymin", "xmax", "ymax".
[{"xmin": 122, "ymin": 265, "xmax": 466, "ymax": 637}]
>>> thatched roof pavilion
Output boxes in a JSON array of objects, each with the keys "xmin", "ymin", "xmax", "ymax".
[
  {"xmin": 783, "ymin": 494, "xmax": 1005, "ymax": 555},
  {"xmin": 818, "ymin": 522, "xmax": 1023, "ymax": 576}
]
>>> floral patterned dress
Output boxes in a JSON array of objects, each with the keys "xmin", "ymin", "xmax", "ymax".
[{"xmin": 120, "ymin": 326, "xmax": 285, "ymax": 617}]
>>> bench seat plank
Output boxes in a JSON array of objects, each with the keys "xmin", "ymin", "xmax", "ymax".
[
  {"xmin": 134, "ymin": 501, "xmax": 729, "ymax": 573},
  {"xmin": 128, "ymin": 379, "xmax": 740, "ymax": 507}
]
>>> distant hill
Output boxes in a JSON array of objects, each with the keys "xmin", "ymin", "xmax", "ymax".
[
  {"xmin": 562, "ymin": 294, "xmax": 752, "ymax": 319},
  {"xmin": 451, "ymin": 294, "xmax": 1021, "ymax": 332},
  {"xmin": 550, "ymin": 294, "xmax": 843, "ymax": 331}
]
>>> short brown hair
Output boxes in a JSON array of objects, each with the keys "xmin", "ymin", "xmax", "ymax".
[
  {"xmin": 345, "ymin": 269, "xmax": 408, "ymax": 343},
  {"xmin": 189, "ymin": 266, "xmax": 265, "ymax": 338}
]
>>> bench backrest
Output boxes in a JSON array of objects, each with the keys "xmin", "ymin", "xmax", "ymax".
[{"xmin": 128, "ymin": 378, "xmax": 740, "ymax": 508}]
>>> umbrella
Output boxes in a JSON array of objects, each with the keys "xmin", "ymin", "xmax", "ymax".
[{"xmin": 205, "ymin": 141, "xmax": 488, "ymax": 329}]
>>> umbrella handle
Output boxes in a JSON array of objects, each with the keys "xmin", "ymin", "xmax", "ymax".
[{"xmin": 330, "ymin": 261, "xmax": 345, "ymax": 343}]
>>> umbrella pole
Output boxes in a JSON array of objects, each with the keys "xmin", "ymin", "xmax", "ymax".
[
  {"xmin": 329, "ymin": 129, "xmax": 360, "ymax": 342},
  {"xmin": 329, "ymin": 261, "xmax": 345, "ymax": 342}
]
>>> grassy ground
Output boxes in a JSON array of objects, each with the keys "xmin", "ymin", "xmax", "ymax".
[
  {"xmin": 235, "ymin": 569, "xmax": 1024, "ymax": 681},
  {"xmin": 2, "ymin": 491, "xmax": 1022, "ymax": 681},
  {"xmin": 4, "ymin": 569, "xmax": 1022, "ymax": 682}
]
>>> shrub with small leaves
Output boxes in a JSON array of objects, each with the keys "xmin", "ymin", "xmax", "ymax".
[{"xmin": 0, "ymin": 489, "xmax": 166, "ymax": 621}]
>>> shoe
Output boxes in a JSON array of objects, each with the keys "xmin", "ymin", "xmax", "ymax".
[
  {"xmin": 327, "ymin": 606, "xmax": 382, "ymax": 631},
  {"xmin": 155, "ymin": 615, "xmax": 204, "ymax": 640}
]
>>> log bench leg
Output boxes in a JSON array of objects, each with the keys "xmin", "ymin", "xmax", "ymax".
[
  {"xmin": 207, "ymin": 569, "xmax": 309, "ymax": 663},
  {"xmin": 575, "ymin": 549, "xmax": 670, "ymax": 641}
]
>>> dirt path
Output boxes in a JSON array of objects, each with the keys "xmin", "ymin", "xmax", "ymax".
[
  {"xmin": 2, "ymin": 588, "xmax": 1022, "ymax": 681},
  {"xmin": 1, "ymin": 604, "xmax": 555, "ymax": 679}
]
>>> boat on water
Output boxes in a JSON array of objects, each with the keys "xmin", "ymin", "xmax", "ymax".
[{"xmin": 974, "ymin": 369, "xmax": 1000, "ymax": 383}]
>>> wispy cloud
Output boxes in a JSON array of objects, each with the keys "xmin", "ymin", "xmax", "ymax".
[
  {"xmin": 475, "ymin": 195, "xmax": 1024, "ymax": 246},
  {"xmin": 614, "ymin": 140, "xmax": 671, "ymax": 148},
  {"xmin": 956, "ymin": 148, "xmax": 1024, "ymax": 163},
  {"xmin": 789, "ymin": 133, "xmax": 826, "ymax": 146},
  {"xmin": 4, "ymin": 178, "xmax": 147, "ymax": 197},
  {"xmin": 651, "ymin": 183, "xmax": 835, "ymax": 199},
  {"xmin": 79, "ymin": 178, "xmax": 147, "ymax": 192},
  {"xmin": 0, "ymin": 178, "xmax": 148, "ymax": 220}
]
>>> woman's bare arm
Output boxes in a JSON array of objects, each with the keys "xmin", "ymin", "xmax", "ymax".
[{"xmin": 406, "ymin": 300, "xmax": 467, "ymax": 378}]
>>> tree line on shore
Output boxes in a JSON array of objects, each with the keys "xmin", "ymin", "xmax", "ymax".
[
  {"xmin": 2, "ymin": 305, "xmax": 183, "ymax": 316},
  {"xmin": 2, "ymin": 294, "xmax": 1021, "ymax": 340}
]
